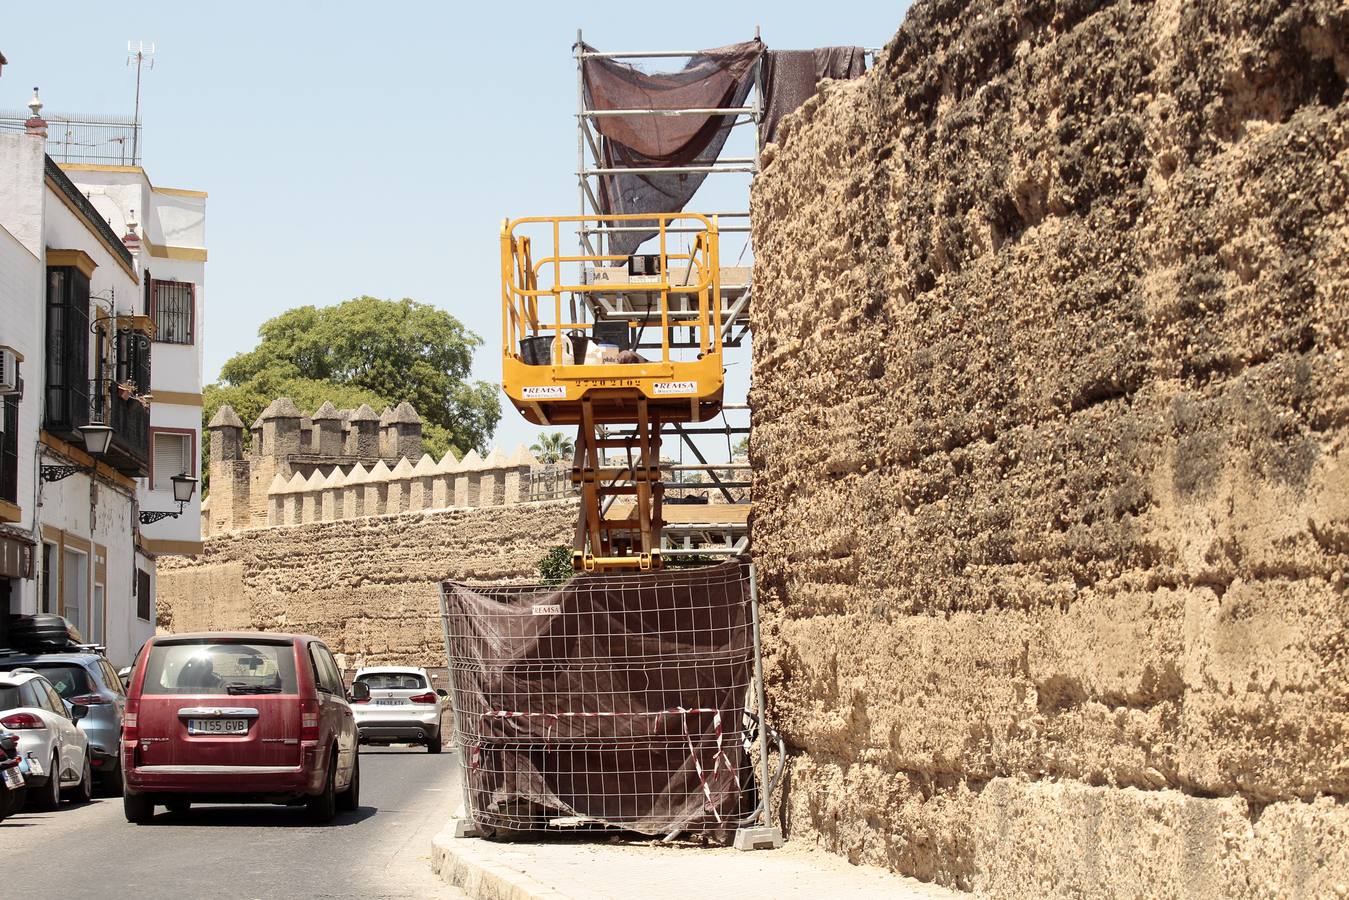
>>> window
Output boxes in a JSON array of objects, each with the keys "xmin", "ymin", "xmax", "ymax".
[
  {"xmin": 61, "ymin": 547, "xmax": 88, "ymax": 637},
  {"xmin": 136, "ymin": 568, "xmax": 151, "ymax": 621},
  {"xmin": 152, "ymin": 431, "xmax": 193, "ymax": 491},
  {"xmin": 141, "ymin": 640, "xmax": 298, "ymax": 695},
  {"xmin": 356, "ymin": 672, "xmax": 427, "ymax": 691},
  {"xmin": 41, "ymin": 680, "xmax": 69, "ymax": 718},
  {"xmin": 309, "ymin": 644, "xmax": 343, "ymax": 695},
  {"xmin": 44, "ymin": 266, "xmax": 91, "ymax": 435},
  {"xmin": 90, "ymin": 583, "xmax": 105, "ymax": 645},
  {"xmin": 40, "ymin": 542, "xmax": 55, "ymax": 614},
  {"xmin": 100, "ymin": 659, "xmax": 125, "ymax": 696},
  {"xmin": 1, "ymin": 391, "xmax": 18, "ymax": 506},
  {"xmin": 23, "ymin": 664, "xmax": 92, "ymax": 700},
  {"xmin": 151, "ymin": 279, "xmax": 194, "ymax": 345}
]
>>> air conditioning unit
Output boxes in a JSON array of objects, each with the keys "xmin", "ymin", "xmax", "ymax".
[{"xmin": 0, "ymin": 346, "xmax": 19, "ymax": 395}]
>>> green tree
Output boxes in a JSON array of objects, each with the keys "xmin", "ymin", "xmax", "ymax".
[
  {"xmin": 530, "ymin": 431, "xmax": 575, "ymax": 464},
  {"xmin": 536, "ymin": 546, "xmax": 574, "ymax": 586},
  {"xmin": 204, "ymin": 297, "xmax": 500, "ymax": 470}
]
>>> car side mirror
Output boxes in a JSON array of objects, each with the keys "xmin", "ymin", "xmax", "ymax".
[
  {"xmin": 349, "ymin": 682, "xmax": 370, "ymax": 702},
  {"xmin": 70, "ymin": 703, "xmax": 89, "ymax": 722},
  {"xmin": 435, "ymin": 689, "xmax": 448, "ymax": 698}
]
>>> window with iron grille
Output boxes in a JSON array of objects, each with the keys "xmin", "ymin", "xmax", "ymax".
[
  {"xmin": 136, "ymin": 568, "xmax": 151, "ymax": 621},
  {"xmin": 115, "ymin": 328, "xmax": 152, "ymax": 394},
  {"xmin": 0, "ymin": 391, "xmax": 18, "ymax": 505},
  {"xmin": 151, "ymin": 279, "xmax": 194, "ymax": 345},
  {"xmin": 45, "ymin": 267, "xmax": 91, "ymax": 435}
]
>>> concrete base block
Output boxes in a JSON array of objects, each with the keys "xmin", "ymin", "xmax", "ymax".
[
  {"xmin": 733, "ymin": 825, "xmax": 784, "ymax": 851},
  {"xmin": 448, "ymin": 817, "xmax": 480, "ymax": 838}
]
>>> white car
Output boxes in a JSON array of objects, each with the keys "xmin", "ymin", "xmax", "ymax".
[
  {"xmin": 352, "ymin": 667, "xmax": 447, "ymax": 753},
  {"xmin": 0, "ymin": 670, "xmax": 92, "ymax": 809}
]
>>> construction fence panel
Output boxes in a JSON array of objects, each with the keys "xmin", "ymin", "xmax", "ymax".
[{"xmin": 440, "ymin": 559, "xmax": 757, "ymax": 839}]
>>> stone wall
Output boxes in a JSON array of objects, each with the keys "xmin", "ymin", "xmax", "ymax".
[
  {"xmin": 158, "ymin": 501, "xmax": 576, "ymax": 668},
  {"xmin": 750, "ymin": 0, "xmax": 1347, "ymax": 896}
]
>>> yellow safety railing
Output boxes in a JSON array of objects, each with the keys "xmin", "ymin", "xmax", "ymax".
[{"xmin": 500, "ymin": 213, "xmax": 722, "ymax": 368}]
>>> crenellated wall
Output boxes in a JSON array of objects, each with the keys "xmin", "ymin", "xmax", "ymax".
[
  {"xmin": 750, "ymin": 0, "xmax": 1348, "ymax": 896},
  {"xmin": 203, "ymin": 398, "xmax": 556, "ymax": 535}
]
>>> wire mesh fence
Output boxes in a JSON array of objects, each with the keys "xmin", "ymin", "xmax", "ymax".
[{"xmin": 439, "ymin": 559, "xmax": 766, "ymax": 840}]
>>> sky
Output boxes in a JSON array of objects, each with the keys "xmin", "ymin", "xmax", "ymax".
[{"xmin": 3, "ymin": 1, "xmax": 909, "ymax": 454}]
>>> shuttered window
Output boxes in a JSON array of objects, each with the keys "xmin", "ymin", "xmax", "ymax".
[
  {"xmin": 151, "ymin": 279, "xmax": 194, "ymax": 345},
  {"xmin": 137, "ymin": 568, "xmax": 151, "ymax": 621},
  {"xmin": 152, "ymin": 431, "xmax": 192, "ymax": 491}
]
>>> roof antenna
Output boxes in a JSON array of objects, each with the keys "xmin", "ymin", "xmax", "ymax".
[{"xmin": 127, "ymin": 41, "xmax": 155, "ymax": 165}]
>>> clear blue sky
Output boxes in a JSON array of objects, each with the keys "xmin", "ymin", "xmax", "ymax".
[{"xmin": 4, "ymin": 1, "xmax": 909, "ymax": 453}]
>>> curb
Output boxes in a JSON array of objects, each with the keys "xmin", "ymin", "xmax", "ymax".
[{"xmin": 432, "ymin": 827, "xmax": 572, "ymax": 900}]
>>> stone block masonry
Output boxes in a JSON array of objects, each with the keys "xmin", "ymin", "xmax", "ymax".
[
  {"xmin": 750, "ymin": 0, "xmax": 1347, "ymax": 896},
  {"xmin": 157, "ymin": 500, "xmax": 577, "ymax": 668}
]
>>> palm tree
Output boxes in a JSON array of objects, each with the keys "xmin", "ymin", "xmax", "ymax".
[{"xmin": 530, "ymin": 431, "xmax": 575, "ymax": 465}]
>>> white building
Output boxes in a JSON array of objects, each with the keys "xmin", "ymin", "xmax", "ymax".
[
  {"xmin": 61, "ymin": 164, "xmax": 207, "ymax": 557},
  {"xmin": 0, "ymin": 98, "xmax": 206, "ymax": 666}
]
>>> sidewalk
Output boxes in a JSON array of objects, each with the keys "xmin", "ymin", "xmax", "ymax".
[{"xmin": 432, "ymin": 825, "xmax": 962, "ymax": 900}]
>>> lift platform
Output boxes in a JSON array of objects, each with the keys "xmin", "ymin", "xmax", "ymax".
[{"xmin": 501, "ymin": 213, "xmax": 726, "ymax": 572}]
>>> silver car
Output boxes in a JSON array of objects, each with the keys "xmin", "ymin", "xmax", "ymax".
[
  {"xmin": 0, "ymin": 651, "xmax": 126, "ymax": 793},
  {"xmin": 0, "ymin": 670, "xmax": 92, "ymax": 809},
  {"xmin": 352, "ymin": 667, "xmax": 447, "ymax": 752}
]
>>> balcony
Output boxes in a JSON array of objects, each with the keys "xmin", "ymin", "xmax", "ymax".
[{"xmin": 91, "ymin": 379, "xmax": 150, "ymax": 477}]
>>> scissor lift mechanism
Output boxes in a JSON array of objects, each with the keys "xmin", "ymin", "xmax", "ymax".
[{"xmin": 501, "ymin": 213, "xmax": 727, "ymax": 572}]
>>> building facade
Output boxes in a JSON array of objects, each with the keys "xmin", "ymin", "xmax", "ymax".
[{"xmin": 0, "ymin": 105, "xmax": 206, "ymax": 666}]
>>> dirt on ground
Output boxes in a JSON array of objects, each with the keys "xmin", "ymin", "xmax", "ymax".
[{"xmin": 750, "ymin": 0, "xmax": 1347, "ymax": 895}]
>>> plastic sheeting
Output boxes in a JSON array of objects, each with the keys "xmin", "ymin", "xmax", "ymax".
[
  {"xmin": 442, "ymin": 560, "xmax": 756, "ymax": 838},
  {"xmin": 583, "ymin": 41, "xmax": 763, "ymax": 257},
  {"xmin": 759, "ymin": 47, "xmax": 868, "ymax": 146}
]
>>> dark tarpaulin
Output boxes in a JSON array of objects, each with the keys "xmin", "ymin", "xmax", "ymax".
[
  {"xmin": 443, "ymin": 560, "xmax": 755, "ymax": 838},
  {"xmin": 758, "ymin": 47, "xmax": 868, "ymax": 146},
  {"xmin": 583, "ymin": 41, "xmax": 763, "ymax": 257}
]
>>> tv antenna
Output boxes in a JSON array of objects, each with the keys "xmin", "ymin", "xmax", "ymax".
[{"xmin": 127, "ymin": 41, "xmax": 155, "ymax": 164}]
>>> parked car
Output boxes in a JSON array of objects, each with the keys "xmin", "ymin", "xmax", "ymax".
[
  {"xmin": 0, "ymin": 650, "xmax": 128, "ymax": 793},
  {"xmin": 0, "ymin": 670, "xmax": 92, "ymax": 810},
  {"xmin": 351, "ymin": 666, "xmax": 447, "ymax": 752},
  {"xmin": 0, "ymin": 729, "xmax": 25, "ymax": 820},
  {"xmin": 121, "ymin": 632, "xmax": 366, "ymax": 824}
]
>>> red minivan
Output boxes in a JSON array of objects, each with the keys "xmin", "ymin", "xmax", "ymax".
[{"xmin": 121, "ymin": 632, "xmax": 369, "ymax": 824}]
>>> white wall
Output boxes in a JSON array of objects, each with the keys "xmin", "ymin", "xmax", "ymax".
[{"xmin": 0, "ymin": 222, "xmax": 42, "ymax": 618}]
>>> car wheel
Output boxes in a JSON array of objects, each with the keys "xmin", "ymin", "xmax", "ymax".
[
  {"xmin": 31, "ymin": 754, "xmax": 61, "ymax": 811},
  {"xmin": 123, "ymin": 790, "xmax": 155, "ymax": 824},
  {"xmin": 336, "ymin": 754, "xmax": 359, "ymax": 813},
  {"xmin": 165, "ymin": 799, "xmax": 191, "ymax": 815},
  {"xmin": 427, "ymin": 730, "xmax": 443, "ymax": 754},
  {"xmin": 306, "ymin": 752, "xmax": 337, "ymax": 823},
  {"xmin": 65, "ymin": 754, "xmax": 93, "ymax": 804}
]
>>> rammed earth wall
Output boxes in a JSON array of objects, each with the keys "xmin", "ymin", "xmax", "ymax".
[
  {"xmin": 157, "ymin": 501, "xmax": 576, "ymax": 668},
  {"xmin": 749, "ymin": 0, "xmax": 1347, "ymax": 895}
]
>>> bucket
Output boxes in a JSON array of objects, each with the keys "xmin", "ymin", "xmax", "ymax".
[
  {"xmin": 520, "ymin": 335, "xmax": 554, "ymax": 366},
  {"xmin": 567, "ymin": 332, "xmax": 590, "ymax": 365}
]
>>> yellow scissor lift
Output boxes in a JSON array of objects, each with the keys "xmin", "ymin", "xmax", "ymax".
[{"xmin": 501, "ymin": 213, "xmax": 725, "ymax": 572}]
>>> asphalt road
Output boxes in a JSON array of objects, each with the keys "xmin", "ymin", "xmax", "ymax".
[{"xmin": 0, "ymin": 747, "xmax": 468, "ymax": 899}]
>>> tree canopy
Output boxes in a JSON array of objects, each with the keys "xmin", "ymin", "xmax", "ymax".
[
  {"xmin": 204, "ymin": 297, "xmax": 500, "ymax": 464},
  {"xmin": 529, "ymin": 431, "xmax": 574, "ymax": 464}
]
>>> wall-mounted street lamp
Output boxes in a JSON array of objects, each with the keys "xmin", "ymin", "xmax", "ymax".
[
  {"xmin": 40, "ymin": 423, "xmax": 114, "ymax": 482},
  {"xmin": 139, "ymin": 473, "xmax": 198, "ymax": 525}
]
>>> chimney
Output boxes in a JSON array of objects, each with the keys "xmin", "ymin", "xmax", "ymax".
[{"xmin": 25, "ymin": 86, "xmax": 46, "ymax": 138}]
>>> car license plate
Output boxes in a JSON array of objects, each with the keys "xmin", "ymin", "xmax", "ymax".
[
  {"xmin": 374, "ymin": 698, "xmax": 403, "ymax": 706},
  {"xmin": 187, "ymin": 718, "xmax": 249, "ymax": 735},
  {"xmin": 2, "ymin": 767, "xmax": 22, "ymax": 790}
]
